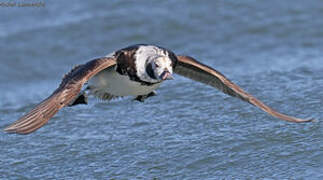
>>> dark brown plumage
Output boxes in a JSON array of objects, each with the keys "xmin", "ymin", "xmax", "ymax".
[
  {"xmin": 175, "ymin": 55, "xmax": 312, "ymax": 123},
  {"xmin": 5, "ymin": 57, "xmax": 116, "ymax": 134}
]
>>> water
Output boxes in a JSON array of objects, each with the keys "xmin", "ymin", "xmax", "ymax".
[{"xmin": 0, "ymin": 0, "xmax": 322, "ymax": 179}]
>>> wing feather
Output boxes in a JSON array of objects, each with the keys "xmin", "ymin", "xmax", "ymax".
[
  {"xmin": 175, "ymin": 55, "xmax": 313, "ymax": 123},
  {"xmin": 5, "ymin": 57, "xmax": 116, "ymax": 134}
]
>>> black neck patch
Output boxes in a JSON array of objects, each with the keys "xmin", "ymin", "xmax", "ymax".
[{"xmin": 146, "ymin": 63, "xmax": 157, "ymax": 80}]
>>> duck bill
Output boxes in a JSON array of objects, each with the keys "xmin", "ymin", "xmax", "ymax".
[{"xmin": 160, "ymin": 71, "xmax": 174, "ymax": 80}]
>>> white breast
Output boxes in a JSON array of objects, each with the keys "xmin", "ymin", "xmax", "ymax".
[{"xmin": 88, "ymin": 67, "xmax": 161, "ymax": 96}]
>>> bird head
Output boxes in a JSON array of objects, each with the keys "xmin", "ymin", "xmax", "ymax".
[{"xmin": 146, "ymin": 56, "xmax": 174, "ymax": 82}]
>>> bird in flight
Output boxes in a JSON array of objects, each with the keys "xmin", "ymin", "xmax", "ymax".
[{"xmin": 5, "ymin": 44, "xmax": 313, "ymax": 134}]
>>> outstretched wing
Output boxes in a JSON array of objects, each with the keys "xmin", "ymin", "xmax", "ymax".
[
  {"xmin": 5, "ymin": 57, "xmax": 116, "ymax": 134},
  {"xmin": 175, "ymin": 55, "xmax": 313, "ymax": 123}
]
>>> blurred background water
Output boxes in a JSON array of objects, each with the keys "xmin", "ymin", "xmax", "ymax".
[{"xmin": 0, "ymin": 0, "xmax": 322, "ymax": 179}]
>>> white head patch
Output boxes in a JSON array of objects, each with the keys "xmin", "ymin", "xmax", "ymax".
[{"xmin": 134, "ymin": 45, "xmax": 173, "ymax": 83}]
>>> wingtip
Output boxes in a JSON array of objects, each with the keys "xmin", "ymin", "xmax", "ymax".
[
  {"xmin": 305, "ymin": 117, "xmax": 317, "ymax": 123},
  {"xmin": 295, "ymin": 117, "xmax": 316, "ymax": 123},
  {"xmin": 4, "ymin": 127, "xmax": 15, "ymax": 134},
  {"xmin": 4, "ymin": 124, "xmax": 17, "ymax": 133},
  {"xmin": 4, "ymin": 126, "xmax": 30, "ymax": 135},
  {"xmin": 4, "ymin": 124, "xmax": 28, "ymax": 135}
]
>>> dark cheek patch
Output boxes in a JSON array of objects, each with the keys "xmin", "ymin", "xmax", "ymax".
[{"xmin": 146, "ymin": 63, "xmax": 157, "ymax": 79}]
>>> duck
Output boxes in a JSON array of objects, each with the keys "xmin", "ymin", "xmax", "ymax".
[{"xmin": 4, "ymin": 44, "xmax": 312, "ymax": 134}]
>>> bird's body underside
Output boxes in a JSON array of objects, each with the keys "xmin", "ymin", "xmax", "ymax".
[
  {"xmin": 4, "ymin": 44, "xmax": 313, "ymax": 134},
  {"xmin": 87, "ymin": 66, "xmax": 161, "ymax": 99}
]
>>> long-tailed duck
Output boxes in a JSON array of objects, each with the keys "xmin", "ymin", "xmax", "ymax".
[{"xmin": 5, "ymin": 44, "xmax": 313, "ymax": 134}]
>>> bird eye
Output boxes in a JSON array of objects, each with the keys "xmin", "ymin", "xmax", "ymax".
[{"xmin": 155, "ymin": 63, "xmax": 160, "ymax": 68}]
